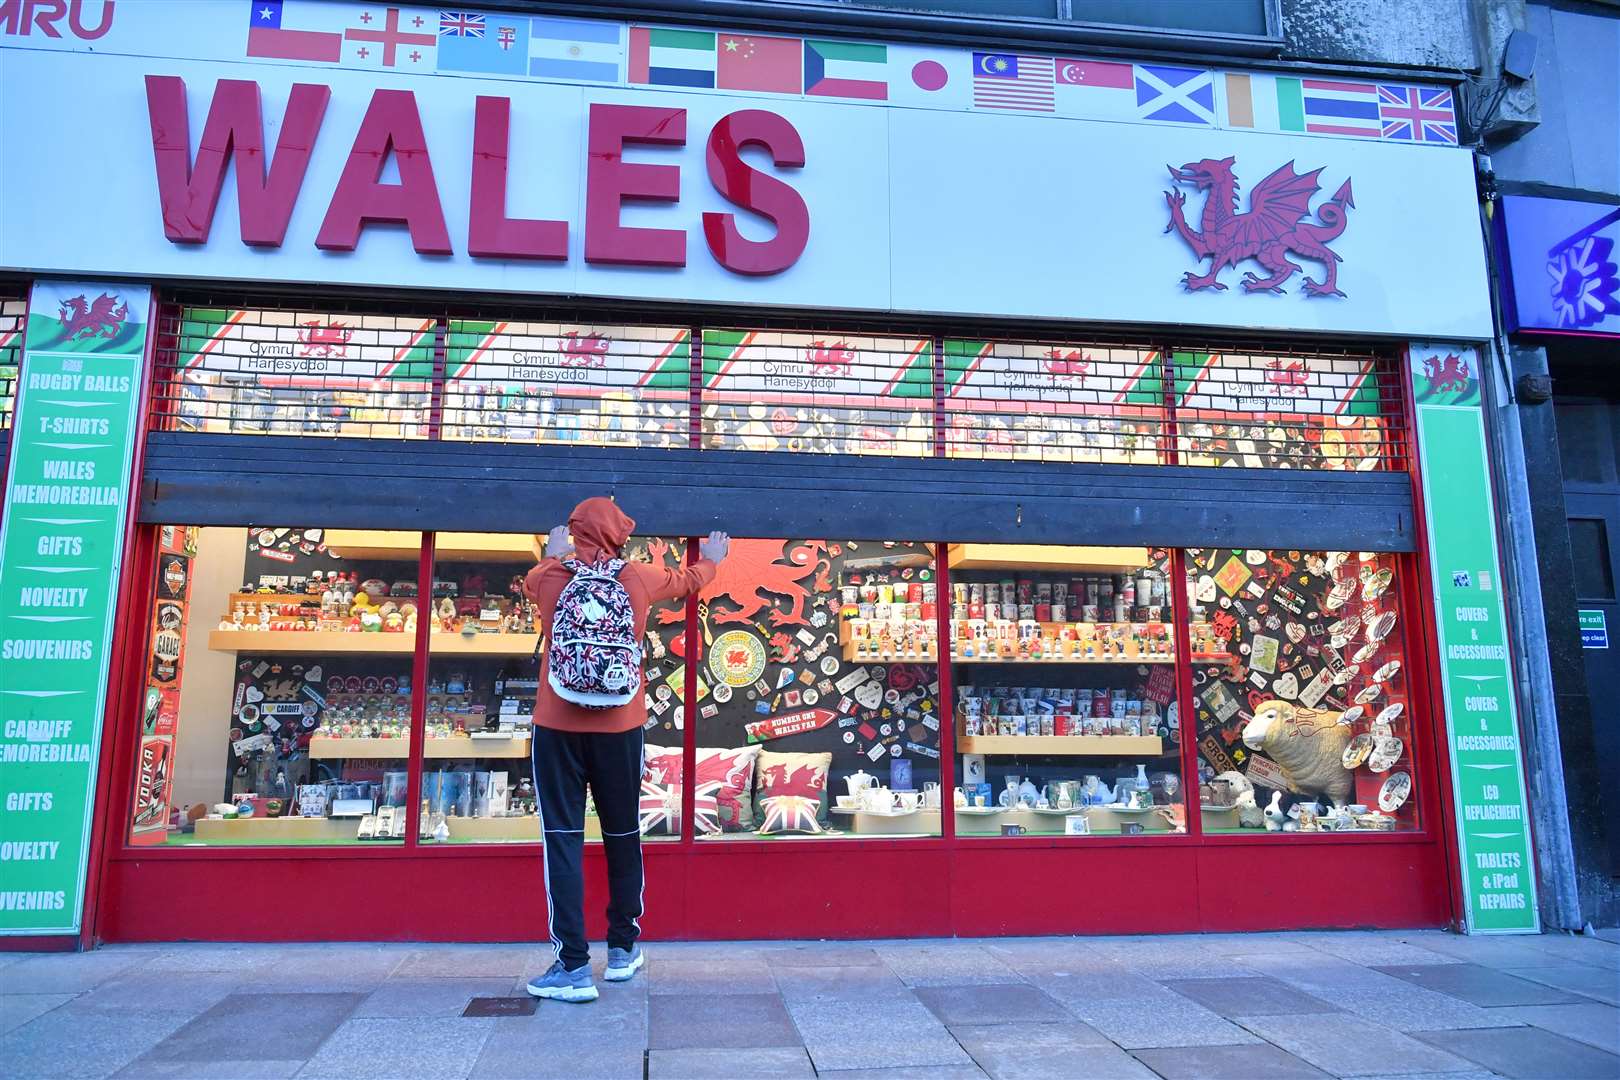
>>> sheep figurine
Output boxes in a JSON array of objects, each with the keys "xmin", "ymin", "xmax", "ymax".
[
  {"xmin": 1214, "ymin": 770, "xmax": 1266, "ymax": 829},
  {"xmin": 1242, "ymin": 700, "xmax": 1355, "ymax": 807}
]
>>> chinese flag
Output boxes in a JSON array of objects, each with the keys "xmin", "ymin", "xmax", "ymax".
[{"xmin": 715, "ymin": 33, "xmax": 802, "ymax": 93}]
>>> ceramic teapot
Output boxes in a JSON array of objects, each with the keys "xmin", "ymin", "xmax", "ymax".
[{"xmin": 845, "ymin": 770, "xmax": 877, "ymax": 798}]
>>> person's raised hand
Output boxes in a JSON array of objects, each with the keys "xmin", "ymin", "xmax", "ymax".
[
  {"xmin": 545, "ymin": 525, "xmax": 574, "ymax": 560},
  {"xmin": 699, "ymin": 530, "xmax": 730, "ymax": 564}
]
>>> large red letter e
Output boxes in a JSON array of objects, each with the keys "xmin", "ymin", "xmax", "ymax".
[{"xmin": 584, "ymin": 103, "xmax": 686, "ymax": 267}]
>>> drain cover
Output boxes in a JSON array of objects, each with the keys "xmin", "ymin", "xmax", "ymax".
[{"xmin": 463, "ymin": 996, "xmax": 539, "ymax": 1017}]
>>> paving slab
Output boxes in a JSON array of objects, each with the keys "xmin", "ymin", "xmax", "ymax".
[
  {"xmin": 771, "ymin": 963, "xmax": 913, "ymax": 1000},
  {"xmin": 876, "ymin": 944, "xmax": 1024, "ymax": 987},
  {"xmin": 1058, "ymin": 987, "xmax": 1262, "ymax": 1049},
  {"xmin": 392, "ymin": 946, "xmax": 540, "ymax": 979},
  {"xmin": 914, "ymin": 983, "xmax": 1071, "ymax": 1025},
  {"xmin": 1299, "ymin": 931, "xmax": 1469, "ymax": 967},
  {"xmin": 73, "ymin": 970, "xmax": 243, "ymax": 1014},
  {"xmin": 254, "ymin": 946, "xmax": 406, "ymax": 991},
  {"xmin": 0, "ymin": 1004, "xmax": 194, "ymax": 1080},
  {"xmin": 113, "ymin": 1058, "xmax": 307, "ymax": 1079},
  {"xmin": 0, "ymin": 993, "xmax": 74, "ymax": 1036},
  {"xmin": 1489, "ymin": 1001, "xmax": 1620, "ymax": 1055},
  {"xmin": 1328, "ymin": 982, "xmax": 1524, "ymax": 1031},
  {"xmin": 648, "ymin": 958, "xmax": 778, "ymax": 996},
  {"xmin": 1375, "ymin": 962, "xmax": 1586, "ymax": 1007},
  {"xmin": 647, "ymin": 992, "xmax": 799, "ymax": 1049},
  {"xmin": 788, "ymin": 995, "xmax": 974, "ymax": 1072},
  {"xmin": 1091, "ymin": 937, "xmax": 1261, "ymax": 979},
  {"xmin": 815, "ymin": 1067, "xmax": 988, "ymax": 1079},
  {"xmin": 1407, "ymin": 934, "xmax": 1563, "ymax": 969},
  {"xmin": 983, "ymin": 938, "xmax": 1114, "ymax": 976},
  {"xmin": 1416, "ymin": 1024, "xmax": 1620, "ymax": 1079},
  {"xmin": 146, "ymin": 992, "xmax": 365, "ymax": 1063},
  {"xmin": 950, "ymin": 1021, "xmax": 1152, "ymax": 1079},
  {"xmin": 1028, "ymin": 967, "xmax": 1167, "ymax": 1004},
  {"xmin": 297, "ymin": 1016, "xmax": 494, "ymax": 1080},
  {"xmin": 1161, "ymin": 975, "xmax": 1340, "ymax": 1017},
  {"xmin": 141, "ymin": 944, "xmax": 289, "ymax": 975},
  {"xmin": 2, "ymin": 948, "xmax": 144, "ymax": 993},
  {"xmin": 648, "ymin": 1046, "xmax": 814, "ymax": 1078},
  {"xmin": 354, "ymin": 978, "xmax": 518, "ymax": 1018},
  {"xmin": 1131, "ymin": 1042, "xmax": 1334, "ymax": 1079},
  {"xmin": 466, "ymin": 1013, "xmax": 645, "ymax": 1079},
  {"xmin": 764, "ymin": 945, "xmax": 883, "ymax": 968},
  {"xmin": 1516, "ymin": 934, "xmax": 1620, "ymax": 971},
  {"xmin": 1238, "ymin": 1013, "xmax": 1480, "ymax": 1077},
  {"xmin": 1501, "ymin": 963, "xmax": 1620, "ymax": 1005}
]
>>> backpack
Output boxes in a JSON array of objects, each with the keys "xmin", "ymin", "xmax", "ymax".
[{"xmin": 546, "ymin": 559, "xmax": 640, "ymax": 709}]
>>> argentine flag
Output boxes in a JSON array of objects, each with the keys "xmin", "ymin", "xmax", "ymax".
[{"xmin": 529, "ymin": 16, "xmax": 623, "ymax": 84}]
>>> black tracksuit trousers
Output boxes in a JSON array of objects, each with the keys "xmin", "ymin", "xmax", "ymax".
[{"xmin": 532, "ymin": 725, "xmax": 645, "ymax": 972}]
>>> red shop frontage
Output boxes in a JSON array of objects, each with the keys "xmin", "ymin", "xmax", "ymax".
[{"xmin": 0, "ymin": 5, "xmax": 1537, "ymax": 947}]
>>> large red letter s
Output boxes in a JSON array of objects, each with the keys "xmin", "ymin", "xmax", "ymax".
[
  {"xmin": 317, "ymin": 88, "xmax": 452, "ymax": 255},
  {"xmin": 145, "ymin": 75, "xmax": 329, "ymax": 246},
  {"xmin": 703, "ymin": 110, "xmax": 808, "ymax": 276},
  {"xmin": 584, "ymin": 103, "xmax": 686, "ymax": 267}
]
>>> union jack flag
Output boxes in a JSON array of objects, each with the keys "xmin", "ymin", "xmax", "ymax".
[
  {"xmin": 439, "ymin": 11, "xmax": 484, "ymax": 38},
  {"xmin": 1378, "ymin": 85, "xmax": 1457, "ymax": 144}
]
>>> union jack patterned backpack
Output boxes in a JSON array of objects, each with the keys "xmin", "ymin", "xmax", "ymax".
[{"xmin": 547, "ymin": 559, "xmax": 640, "ymax": 709}]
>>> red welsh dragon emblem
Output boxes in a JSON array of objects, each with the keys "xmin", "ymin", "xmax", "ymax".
[
  {"xmin": 58, "ymin": 293, "xmax": 128, "ymax": 340},
  {"xmin": 651, "ymin": 539, "xmax": 827, "ymax": 627},
  {"xmin": 807, "ymin": 340, "xmax": 855, "ymax": 376},
  {"xmin": 1043, "ymin": 348, "xmax": 1090, "ymax": 380},
  {"xmin": 1422, "ymin": 353, "xmax": 1471, "ymax": 393},
  {"xmin": 560, "ymin": 331, "xmax": 611, "ymax": 367},
  {"xmin": 297, "ymin": 320, "xmax": 353, "ymax": 358},
  {"xmin": 1165, "ymin": 157, "xmax": 1356, "ymax": 297}
]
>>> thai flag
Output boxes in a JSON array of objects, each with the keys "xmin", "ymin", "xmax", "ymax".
[
  {"xmin": 246, "ymin": 1, "xmax": 342, "ymax": 63},
  {"xmin": 440, "ymin": 11, "xmax": 485, "ymax": 38}
]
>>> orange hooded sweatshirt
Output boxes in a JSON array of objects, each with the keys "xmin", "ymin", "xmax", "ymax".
[{"xmin": 524, "ymin": 497, "xmax": 716, "ymax": 734}]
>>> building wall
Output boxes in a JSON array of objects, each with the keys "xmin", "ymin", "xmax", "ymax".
[{"xmin": 1281, "ymin": 0, "xmax": 1481, "ymax": 68}]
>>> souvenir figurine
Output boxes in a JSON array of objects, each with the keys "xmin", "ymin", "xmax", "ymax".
[{"xmin": 1242, "ymin": 700, "xmax": 1355, "ymax": 806}]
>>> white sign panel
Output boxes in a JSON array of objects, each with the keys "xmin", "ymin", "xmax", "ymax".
[{"xmin": 0, "ymin": 35, "xmax": 1491, "ymax": 339}]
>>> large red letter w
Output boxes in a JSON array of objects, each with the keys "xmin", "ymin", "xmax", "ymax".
[{"xmin": 145, "ymin": 75, "xmax": 330, "ymax": 246}]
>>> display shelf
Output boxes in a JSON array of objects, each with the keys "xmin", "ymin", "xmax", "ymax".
[
  {"xmin": 442, "ymin": 816, "xmax": 544, "ymax": 842},
  {"xmin": 950, "ymin": 652, "xmax": 1175, "ymax": 665},
  {"xmin": 325, "ymin": 529, "xmax": 532, "ymax": 563},
  {"xmin": 827, "ymin": 808, "xmax": 941, "ymax": 836},
  {"xmin": 842, "ymin": 643, "xmax": 939, "ymax": 664},
  {"xmin": 192, "ymin": 816, "xmax": 363, "ymax": 843},
  {"xmin": 946, "ymin": 544, "xmax": 1150, "ymax": 572},
  {"xmin": 308, "ymin": 735, "xmax": 531, "ymax": 759},
  {"xmin": 208, "ymin": 630, "xmax": 539, "ymax": 655},
  {"xmin": 953, "ymin": 804, "xmax": 1177, "ymax": 835},
  {"xmin": 955, "ymin": 734, "xmax": 1164, "ymax": 756}
]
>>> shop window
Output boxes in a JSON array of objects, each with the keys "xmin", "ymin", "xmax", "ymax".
[
  {"xmin": 158, "ymin": 307, "xmax": 435, "ymax": 438},
  {"xmin": 692, "ymin": 538, "xmax": 943, "ymax": 839},
  {"xmin": 1172, "ymin": 350, "xmax": 1395, "ymax": 470},
  {"xmin": 442, "ymin": 321, "xmax": 692, "ymax": 448},
  {"xmin": 949, "ymin": 545, "xmax": 1184, "ymax": 837},
  {"xmin": 0, "ymin": 295, "xmax": 23, "ymax": 431},
  {"xmin": 422, "ymin": 532, "xmax": 684, "ymax": 845},
  {"xmin": 1183, "ymin": 548, "xmax": 1416, "ymax": 833},
  {"xmin": 701, "ymin": 330, "xmax": 935, "ymax": 457},
  {"xmin": 131, "ymin": 527, "xmax": 423, "ymax": 846},
  {"xmin": 943, "ymin": 340, "xmax": 1167, "ymax": 464}
]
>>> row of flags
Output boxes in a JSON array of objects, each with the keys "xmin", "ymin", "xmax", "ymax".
[{"xmin": 243, "ymin": 2, "xmax": 1459, "ymax": 146}]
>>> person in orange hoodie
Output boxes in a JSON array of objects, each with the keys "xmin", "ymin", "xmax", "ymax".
[{"xmin": 522, "ymin": 497, "xmax": 727, "ymax": 1002}]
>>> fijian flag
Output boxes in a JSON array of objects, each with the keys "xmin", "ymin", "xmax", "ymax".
[{"xmin": 440, "ymin": 11, "xmax": 485, "ymax": 38}]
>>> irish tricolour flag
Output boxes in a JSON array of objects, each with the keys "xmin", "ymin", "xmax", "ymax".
[
  {"xmin": 805, "ymin": 40, "xmax": 887, "ymax": 100},
  {"xmin": 629, "ymin": 27, "xmax": 716, "ymax": 88}
]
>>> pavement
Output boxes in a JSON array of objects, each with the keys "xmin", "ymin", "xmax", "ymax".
[{"xmin": 1, "ymin": 930, "xmax": 1617, "ymax": 1080}]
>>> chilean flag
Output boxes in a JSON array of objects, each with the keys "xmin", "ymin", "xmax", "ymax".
[{"xmin": 247, "ymin": 0, "xmax": 342, "ymax": 63}]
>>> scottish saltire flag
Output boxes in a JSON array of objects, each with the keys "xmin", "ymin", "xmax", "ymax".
[
  {"xmin": 530, "ymin": 16, "xmax": 623, "ymax": 82},
  {"xmin": 972, "ymin": 53, "xmax": 1055, "ymax": 112},
  {"xmin": 1135, "ymin": 65, "xmax": 1215, "ymax": 124},
  {"xmin": 805, "ymin": 39, "xmax": 887, "ymax": 100},
  {"xmin": 629, "ymin": 26, "xmax": 716, "ymax": 88},
  {"xmin": 439, "ymin": 11, "xmax": 484, "ymax": 37},
  {"xmin": 437, "ymin": 12, "xmax": 527, "ymax": 74},
  {"xmin": 1378, "ymin": 85, "xmax": 1458, "ymax": 144}
]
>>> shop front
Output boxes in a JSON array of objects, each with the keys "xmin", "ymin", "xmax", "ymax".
[{"xmin": 0, "ymin": 3, "xmax": 1539, "ymax": 944}]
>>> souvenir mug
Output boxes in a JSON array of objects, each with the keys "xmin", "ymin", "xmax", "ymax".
[
  {"xmin": 923, "ymin": 782, "xmax": 941, "ymax": 809},
  {"xmin": 1000, "ymin": 824, "xmax": 1028, "ymax": 836}
]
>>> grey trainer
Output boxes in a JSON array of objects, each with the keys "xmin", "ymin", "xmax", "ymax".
[
  {"xmin": 526, "ymin": 960, "xmax": 599, "ymax": 1002},
  {"xmin": 604, "ymin": 944, "xmax": 645, "ymax": 982}
]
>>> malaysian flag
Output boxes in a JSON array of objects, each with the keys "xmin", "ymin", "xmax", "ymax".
[
  {"xmin": 1378, "ymin": 85, "xmax": 1458, "ymax": 144},
  {"xmin": 440, "ymin": 11, "xmax": 485, "ymax": 38},
  {"xmin": 972, "ymin": 52, "xmax": 1055, "ymax": 112}
]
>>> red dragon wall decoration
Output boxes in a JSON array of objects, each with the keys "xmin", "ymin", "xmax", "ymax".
[
  {"xmin": 651, "ymin": 539, "xmax": 829, "ymax": 627},
  {"xmin": 1164, "ymin": 156, "xmax": 1356, "ymax": 298}
]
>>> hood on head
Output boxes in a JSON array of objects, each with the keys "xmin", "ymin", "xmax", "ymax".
[{"xmin": 568, "ymin": 496, "xmax": 634, "ymax": 562}]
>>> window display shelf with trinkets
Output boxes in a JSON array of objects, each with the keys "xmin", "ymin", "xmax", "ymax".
[{"xmin": 948, "ymin": 545, "xmax": 1189, "ymax": 837}]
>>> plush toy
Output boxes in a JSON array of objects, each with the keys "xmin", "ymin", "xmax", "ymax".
[
  {"xmin": 1242, "ymin": 699, "xmax": 1355, "ymax": 807},
  {"xmin": 1264, "ymin": 790, "xmax": 1287, "ymax": 831}
]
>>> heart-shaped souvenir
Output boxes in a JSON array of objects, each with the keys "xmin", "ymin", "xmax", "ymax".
[
  {"xmin": 306, "ymin": 665, "xmax": 323, "ymax": 684},
  {"xmin": 1272, "ymin": 671, "xmax": 1300, "ymax": 699},
  {"xmin": 854, "ymin": 681, "xmax": 884, "ymax": 710},
  {"xmin": 244, "ymin": 685, "xmax": 265, "ymax": 703}
]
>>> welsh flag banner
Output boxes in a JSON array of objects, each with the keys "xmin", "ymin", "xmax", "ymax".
[
  {"xmin": 444, "ymin": 321, "xmax": 690, "ymax": 394},
  {"xmin": 943, "ymin": 339, "xmax": 1166, "ymax": 413},
  {"xmin": 701, "ymin": 329, "xmax": 932, "ymax": 407},
  {"xmin": 1172, "ymin": 350, "xmax": 1380, "ymax": 417},
  {"xmin": 176, "ymin": 307, "xmax": 438, "ymax": 387}
]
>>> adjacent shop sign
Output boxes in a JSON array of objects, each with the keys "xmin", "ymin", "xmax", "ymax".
[
  {"xmin": 1498, "ymin": 195, "xmax": 1620, "ymax": 338},
  {"xmin": 2, "ymin": 25, "xmax": 1492, "ymax": 340},
  {"xmin": 0, "ymin": 280, "xmax": 150, "ymax": 935},
  {"xmin": 1409, "ymin": 343, "xmax": 1539, "ymax": 933},
  {"xmin": 1579, "ymin": 610, "xmax": 1609, "ymax": 649}
]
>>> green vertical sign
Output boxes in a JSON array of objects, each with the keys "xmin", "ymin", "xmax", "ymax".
[
  {"xmin": 0, "ymin": 281, "xmax": 150, "ymax": 935},
  {"xmin": 1410, "ymin": 343, "xmax": 1539, "ymax": 933}
]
